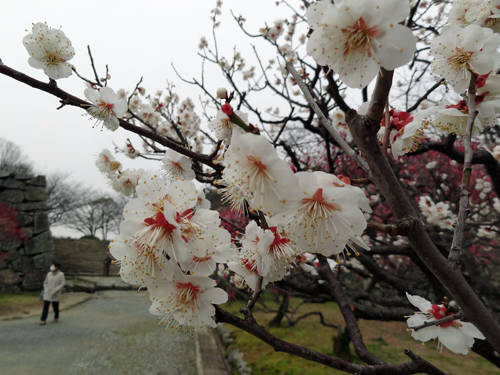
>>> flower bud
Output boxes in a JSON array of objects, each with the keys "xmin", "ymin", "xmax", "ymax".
[
  {"xmin": 221, "ymin": 103, "xmax": 233, "ymax": 116},
  {"xmin": 216, "ymin": 87, "xmax": 228, "ymax": 99},
  {"xmin": 447, "ymin": 300, "xmax": 460, "ymax": 314}
]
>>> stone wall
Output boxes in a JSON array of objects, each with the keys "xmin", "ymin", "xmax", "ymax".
[
  {"xmin": 54, "ymin": 237, "xmax": 119, "ymax": 276},
  {"xmin": 0, "ymin": 171, "xmax": 55, "ymax": 292}
]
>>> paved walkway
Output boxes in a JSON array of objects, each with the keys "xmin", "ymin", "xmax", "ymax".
[{"xmin": 0, "ymin": 290, "xmax": 198, "ymax": 375}]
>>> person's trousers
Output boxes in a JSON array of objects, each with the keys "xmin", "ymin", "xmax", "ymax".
[{"xmin": 41, "ymin": 301, "xmax": 59, "ymax": 321}]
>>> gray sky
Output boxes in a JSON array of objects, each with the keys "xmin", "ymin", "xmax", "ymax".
[{"xmin": 0, "ymin": 0, "xmax": 291, "ymax": 237}]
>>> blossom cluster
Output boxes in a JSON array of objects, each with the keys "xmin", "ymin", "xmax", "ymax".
[
  {"xmin": 95, "ymin": 149, "xmax": 144, "ymax": 196},
  {"xmin": 109, "ymin": 175, "xmax": 234, "ymax": 335},
  {"xmin": 418, "ymin": 196, "xmax": 456, "ymax": 230},
  {"xmin": 212, "ymin": 126, "xmax": 371, "ymax": 291}
]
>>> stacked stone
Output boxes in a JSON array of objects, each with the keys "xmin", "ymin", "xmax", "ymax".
[{"xmin": 0, "ymin": 171, "xmax": 55, "ymax": 293}]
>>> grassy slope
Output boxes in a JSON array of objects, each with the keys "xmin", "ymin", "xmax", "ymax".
[
  {"xmin": 223, "ymin": 294, "xmax": 500, "ymax": 375},
  {"xmin": 0, "ymin": 293, "xmax": 40, "ymax": 317}
]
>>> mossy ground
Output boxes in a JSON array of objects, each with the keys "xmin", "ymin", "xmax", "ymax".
[{"xmin": 223, "ymin": 293, "xmax": 500, "ymax": 375}]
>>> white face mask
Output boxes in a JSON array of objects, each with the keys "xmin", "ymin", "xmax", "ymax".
[{"xmin": 50, "ymin": 266, "xmax": 56, "ymax": 272}]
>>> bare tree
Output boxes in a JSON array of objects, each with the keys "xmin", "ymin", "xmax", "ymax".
[
  {"xmin": 0, "ymin": 138, "xmax": 34, "ymax": 174},
  {"xmin": 45, "ymin": 172, "xmax": 87, "ymax": 225},
  {"xmin": 59, "ymin": 191, "xmax": 124, "ymax": 240}
]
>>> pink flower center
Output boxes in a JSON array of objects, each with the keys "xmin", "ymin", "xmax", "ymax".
[
  {"xmin": 242, "ymin": 258, "xmax": 258, "ymax": 274},
  {"xmin": 341, "ymin": 17, "xmax": 379, "ymax": 57},
  {"xmin": 144, "ymin": 212, "xmax": 177, "ymax": 235},
  {"xmin": 246, "ymin": 155, "xmax": 268, "ymax": 180},
  {"xmin": 269, "ymin": 226, "xmax": 290, "ymax": 253},
  {"xmin": 43, "ymin": 51, "xmax": 64, "ymax": 66},
  {"xmin": 301, "ymin": 188, "xmax": 339, "ymax": 216},
  {"xmin": 448, "ymin": 47, "xmax": 473, "ymax": 71},
  {"xmin": 427, "ymin": 304, "xmax": 458, "ymax": 328},
  {"xmin": 193, "ymin": 254, "xmax": 213, "ymax": 262},
  {"xmin": 176, "ymin": 282, "xmax": 200, "ymax": 305}
]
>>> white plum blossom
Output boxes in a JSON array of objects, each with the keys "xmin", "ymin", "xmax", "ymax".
[
  {"xmin": 377, "ymin": 109, "xmax": 434, "ymax": 159},
  {"xmin": 430, "ymin": 24, "xmax": 500, "ymax": 93},
  {"xmin": 177, "ymin": 226, "xmax": 234, "ymax": 277},
  {"xmin": 122, "ymin": 176, "xmax": 224, "ymax": 266},
  {"xmin": 305, "ymin": 0, "xmax": 416, "ymax": 88},
  {"xmin": 494, "ymin": 197, "xmax": 500, "ymax": 213},
  {"xmin": 222, "ymin": 131, "xmax": 298, "ymax": 215},
  {"xmin": 84, "ymin": 87, "xmax": 128, "ymax": 131},
  {"xmin": 195, "ymin": 189, "xmax": 211, "ymax": 210},
  {"xmin": 330, "ymin": 109, "xmax": 350, "ymax": 137},
  {"xmin": 273, "ymin": 171, "xmax": 370, "ymax": 255},
  {"xmin": 109, "ymin": 220, "xmax": 174, "ymax": 288},
  {"xmin": 95, "ymin": 149, "xmax": 122, "ymax": 175},
  {"xmin": 419, "ymin": 196, "xmax": 456, "ymax": 230},
  {"xmin": 426, "ymin": 161, "xmax": 437, "ymax": 170},
  {"xmin": 162, "ymin": 149, "xmax": 196, "ymax": 181},
  {"xmin": 23, "ymin": 22, "xmax": 75, "ymax": 80},
  {"xmin": 227, "ymin": 255, "xmax": 271, "ymax": 292},
  {"xmin": 216, "ymin": 87, "xmax": 228, "ymax": 99},
  {"xmin": 432, "ymin": 101, "xmax": 484, "ymax": 136},
  {"xmin": 448, "ymin": 0, "xmax": 500, "ymax": 32},
  {"xmin": 124, "ymin": 141, "xmax": 140, "ymax": 159},
  {"xmin": 208, "ymin": 109, "xmax": 247, "ymax": 142},
  {"xmin": 295, "ymin": 252, "xmax": 318, "ymax": 276},
  {"xmin": 406, "ymin": 293, "xmax": 485, "ymax": 354},
  {"xmin": 149, "ymin": 270, "xmax": 228, "ymax": 335},
  {"xmin": 475, "ymin": 0, "xmax": 500, "ymax": 32},
  {"xmin": 238, "ymin": 220, "xmax": 297, "ymax": 283},
  {"xmin": 478, "ymin": 226, "xmax": 498, "ymax": 238},
  {"xmin": 110, "ymin": 168, "xmax": 143, "ymax": 196}
]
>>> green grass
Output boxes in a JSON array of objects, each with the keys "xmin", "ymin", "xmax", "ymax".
[
  {"xmin": 0, "ymin": 292, "xmax": 39, "ymax": 307},
  {"xmin": 222, "ymin": 294, "xmax": 500, "ymax": 375}
]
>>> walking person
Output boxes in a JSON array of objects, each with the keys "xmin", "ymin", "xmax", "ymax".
[
  {"xmin": 40, "ymin": 262, "xmax": 65, "ymax": 325},
  {"xmin": 103, "ymin": 251, "xmax": 112, "ymax": 277}
]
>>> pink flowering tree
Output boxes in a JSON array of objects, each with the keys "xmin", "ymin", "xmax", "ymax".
[{"xmin": 3, "ymin": 1, "xmax": 500, "ymax": 373}]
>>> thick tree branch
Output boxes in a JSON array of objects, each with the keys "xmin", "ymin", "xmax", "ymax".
[
  {"xmin": 215, "ymin": 306, "xmax": 448, "ymax": 375},
  {"xmin": 318, "ymin": 255, "xmax": 386, "ymax": 366},
  {"xmin": 346, "ymin": 106, "xmax": 500, "ymax": 356}
]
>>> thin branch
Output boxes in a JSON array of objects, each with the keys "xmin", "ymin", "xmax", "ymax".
[
  {"xmin": 409, "ymin": 311, "xmax": 464, "ymax": 332},
  {"xmin": 448, "ymin": 73, "xmax": 477, "ymax": 264},
  {"xmin": 407, "ymin": 79, "xmax": 444, "ymax": 113},
  {"xmin": 286, "ymin": 62, "xmax": 370, "ymax": 173},
  {"xmin": 0, "ymin": 64, "xmax": 223, "ymax": 173},
  {"xmin": 87, "ymin": 46, "xmax": 102, "ymax": 86}
]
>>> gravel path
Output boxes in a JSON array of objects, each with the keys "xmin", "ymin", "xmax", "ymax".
[{"xmin": 0, "ymin": 290, "xmax": 197, "ymax": 375}]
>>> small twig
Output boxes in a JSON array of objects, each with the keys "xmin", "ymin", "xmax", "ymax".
[
  {"xmin": 366, "ymin": 221, "xmax": 398, "ymax": 237},
  {"xmin": 87, "ymin": 46, "xmax": 102, "ymax": 87},
  {"xmin": 382, "ymin": 100, "xmax": 392, "ymax": 156},
  {"xmin": 407, "ymin": 79, "xmax": 444, "ymax": 113},
  {"xmin": 273, "ymin": 107, "xmax": 294, "ymax": 146},
  {"xmin": 448, "ymin": 73, "xmax": 477, "ymax": 265},
  {"xmin": 409, "ymin": 311, "xmax": 464, "ymax": 332},
  {"xmin": 241, "ymin": 276, "xmax": 263, "ymax": 318},
  {"xmin": 286, "ymin": 62, "xmax": 370, "ymax": 173},
  {"xmin": 350, "ymin": 178, "xmax": 371, "ymax": 185}
]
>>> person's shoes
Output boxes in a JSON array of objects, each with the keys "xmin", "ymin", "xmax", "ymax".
[
  {"xmin": 53, "ymin": 318, "xmax": 59, "ymax": 322},
  {"xmin": 40, "ymin": 321, "xmax": 46, "ymax": 325}
]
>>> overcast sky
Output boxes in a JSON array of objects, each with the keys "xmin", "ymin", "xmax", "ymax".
[{"xmin": 0, "ymin": 0, "xmax": 294, "ymax": 237}]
